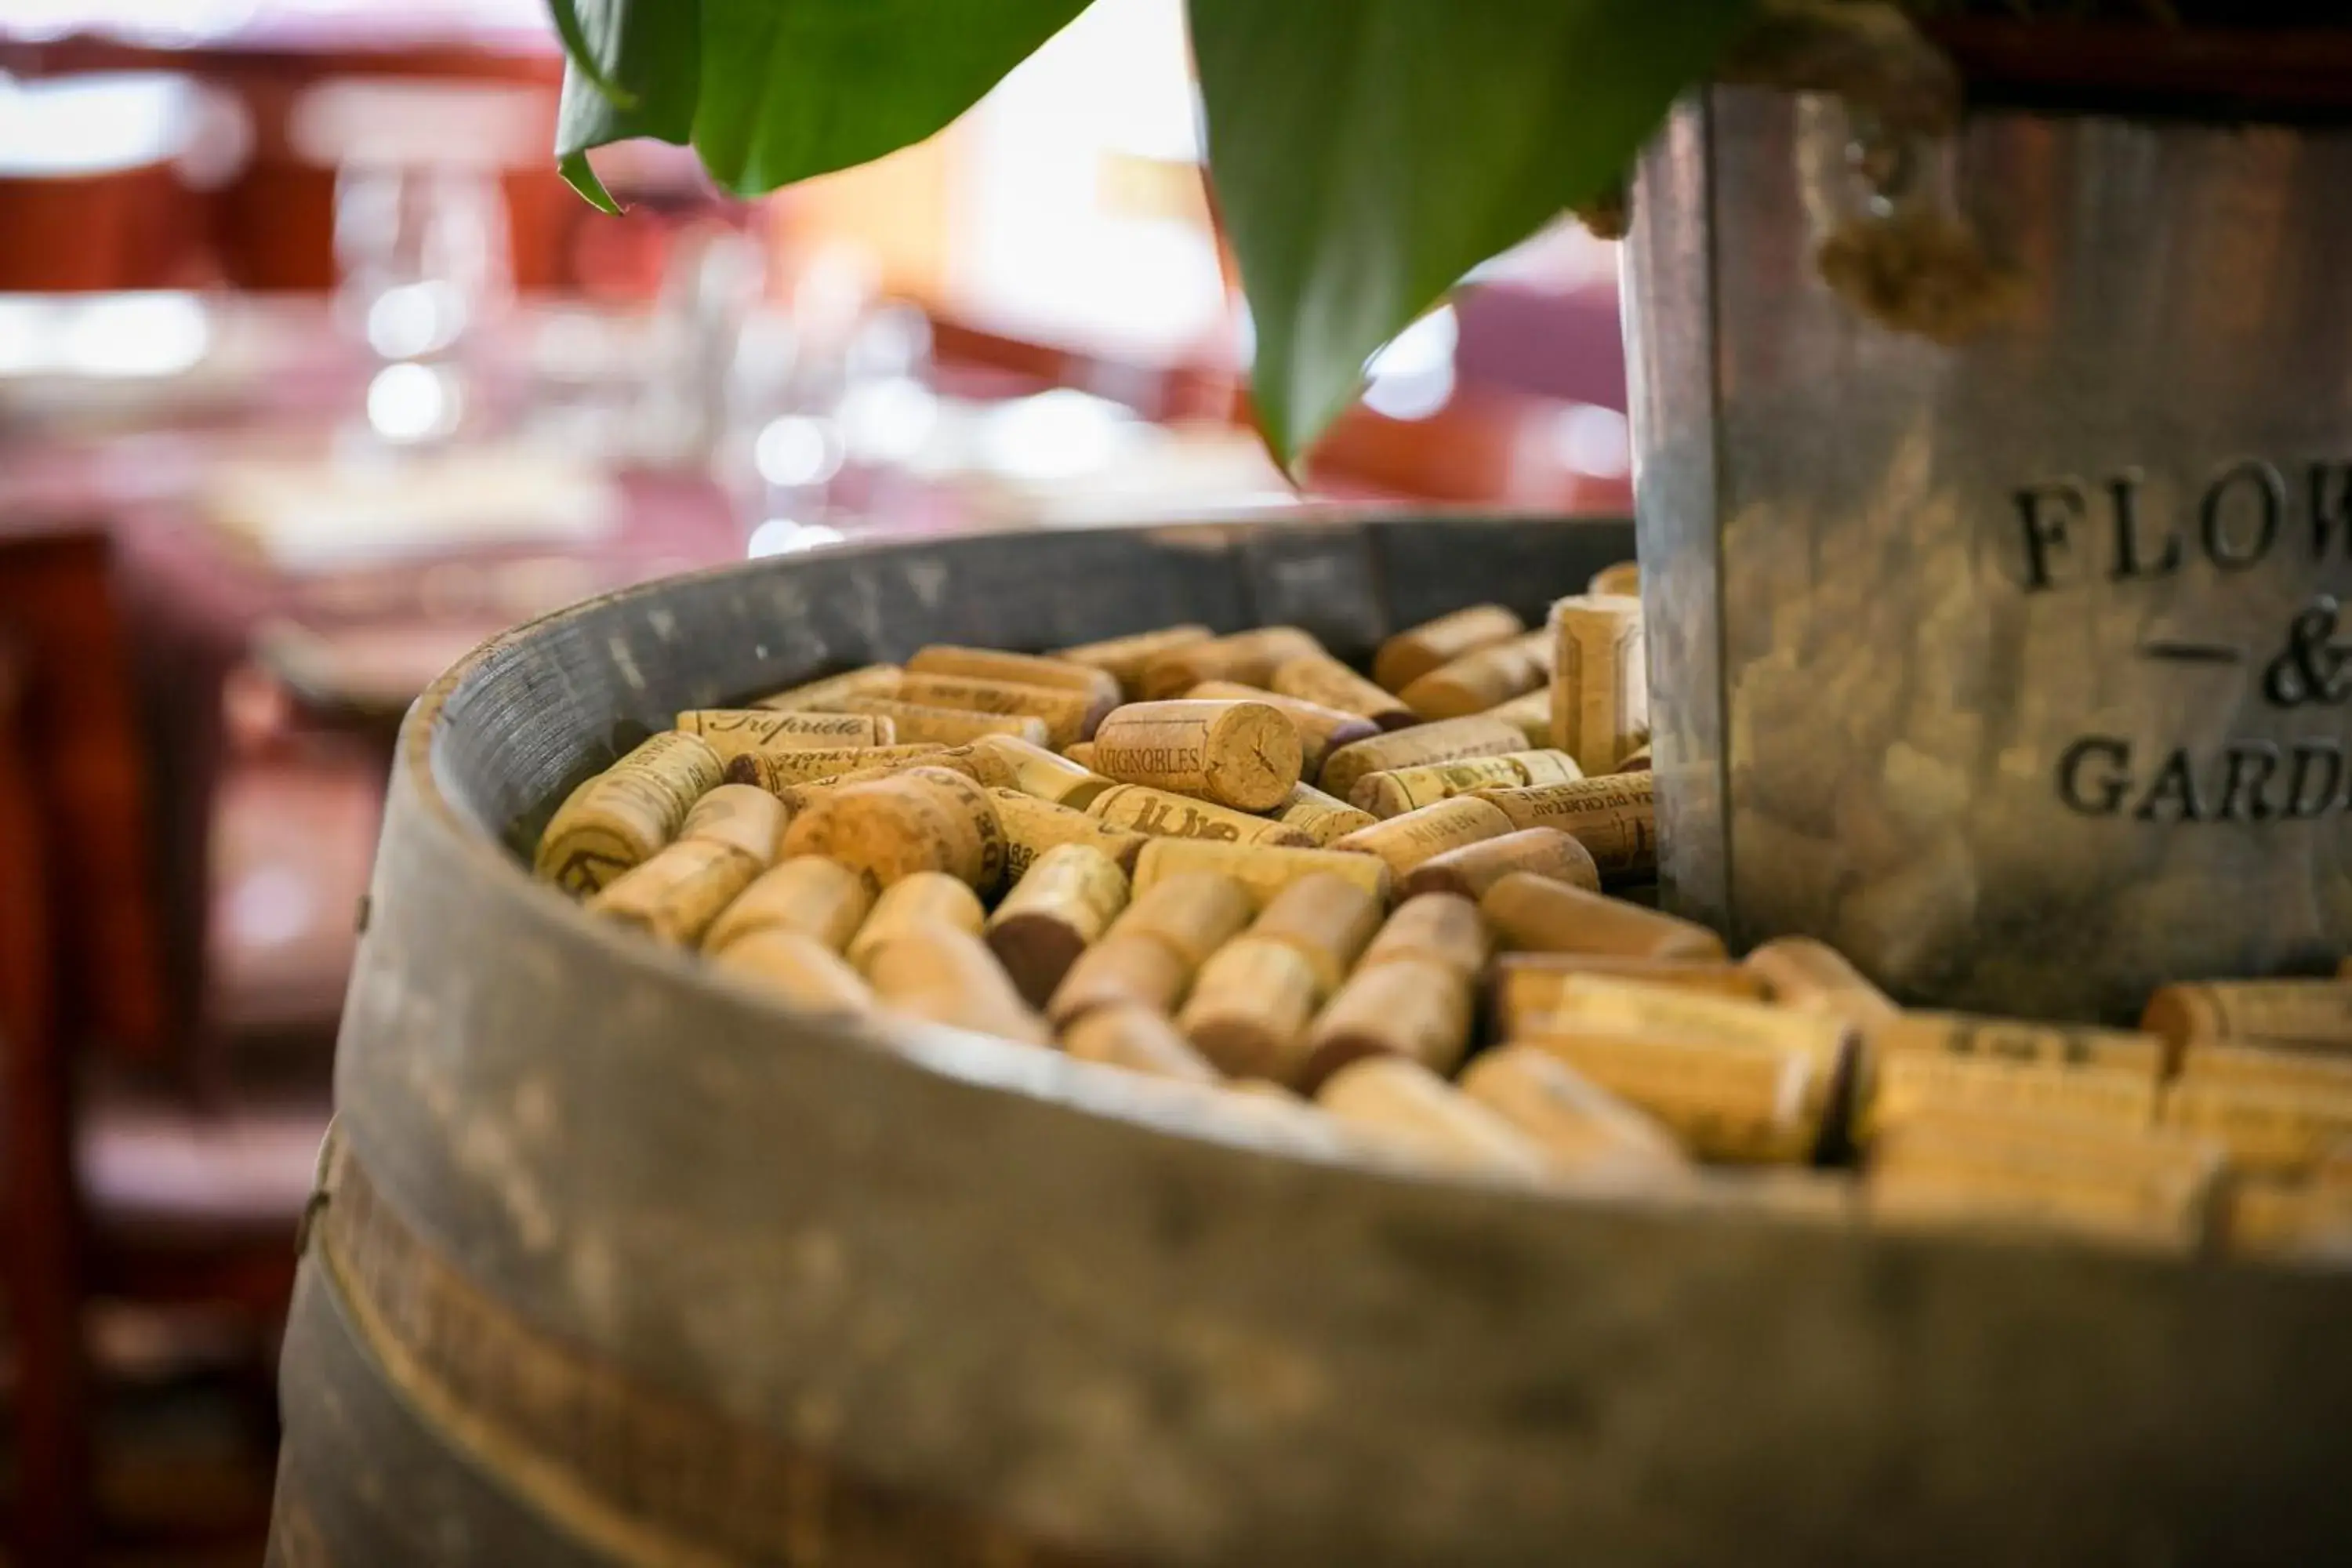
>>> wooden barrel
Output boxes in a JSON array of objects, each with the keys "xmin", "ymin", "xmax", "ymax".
[{"xmin": 270, "ymin": 514, "xmax": 2352, "ymax": 1566}]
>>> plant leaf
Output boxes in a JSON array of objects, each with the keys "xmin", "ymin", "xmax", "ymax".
[
  {"xmin": 554, "ymin": 0, "xmax": 703, "ymax": 202},
  {"xmin": 547, "ymin": 0, "xmax": 637, "ymax": 111},
  {"xmin": 559, "ymin": 151, "xmax": 624, "ymax": 214},
  {"xmin": 550, "ymin": 0, "xmax": 1093, "ymax": 202},
  {"xmin": 1189, "ymin": 0, "xmax": 1759, "ymax": 466},
  {"xmin": 687, "ymin": 0, "xmax": 1092, "ymax": 195}
]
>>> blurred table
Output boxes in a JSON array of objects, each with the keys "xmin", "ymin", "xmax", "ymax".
[
  {"xmin": 0, "ymin": 285, "xmax": 1632, "ymax": 1056},
  {"xmin": 3, "ymin": 3, "xmax": 572, "ymax": 294}
]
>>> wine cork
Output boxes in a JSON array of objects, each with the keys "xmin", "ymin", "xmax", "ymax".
[
  {"xmin": 2179, "ymin": 1040, "xmax": 2352, "ymax": 1095},
  {"xmin": 710, "ymin": 929, "xmax": 877, "ymax": 1015},
  {"xmin": 1244, "ymin": 873, "xmax": 1384, "ymax": 997},
  {"xmin": 1472, "ymin": 774, "xmax": 1656, "ymax": 881},
  {"xmin": 1269, "ymin": 652, "xmax": 1416, "ymax": 730},
  {"xmin": 1055, "ymin": 624, "xmax": 1215, "ymax": 698},
  {"xmin": 752, "ymin": 663, "xmax": 901, "ymax": 711},
  {"xmin": 1316, "ymin": 1057, "xmax": 1551, "ymax": 1180},
  {"xmin": 1184, "ymin": 681, "xmax": 1380, "ymax": 779},
  {"xmin": 1329, "ymin": 796, "xmax": 1516, "ymax": 879},
  {"xmin": 2224, "ymin": 1178, "xmax": 2352, "ymax": 1261},
  {"xmin": 1350, "ymin": 751, "xmax": 1583, "ymax": 818},
  {"xmin": 845, "ymin": 871, "xmax": 986, "ymax": 970},
  {"xmin": 895, "ymin": 673, "xmax": 1101, "ymax": 750},
  {"xmin": 724, "ymin": 743, "xmax": 946, "ymax": 795},
  {"xmin": 1867, "ymin": 1113, "xmax": 2222, "ymax": 1254},
  {"xmin": 676, "ymin": 782, "xmax": 788, "ymax": 863},
  {"xmin": 1743, "ymin": 936, "xmax": 1898, "ymax": 1029},
  {"xmin": 1516, "ymin": 1025, "xmax": 1828, "ymax": 1163},
  {"xmin": 864, "ymin": 926, "xmax": 1052, "ymax": 1047},
  {"xmin": 782, "ymin": 767, "xmax": 1007, "ymax": 894},
  {"xmin": 1087, "ymin": 783, "xmax": 1316, "ymax": 849},
  {"xmin": 907, "ymin": 644, "xmax": 1120, "ymax": 724},
  {"xmin": 586, "ymin": 837, "xmax": 764, "ymax": 946},
  {"xmin": 2160, "ymin": 1080, "xmax": 2352, "ymax": 1175},
  {"xmin": 1276, "ymin": 782, "xmax": 1379, "ymax": 846},
  {"xmin": 677, "ymin": 708, "xmax": 895, "ymax": 756},
  {"xmin": 1061, "ymin": 1004, "xmax": 1221, "ymax": 1084},
  {"xmin": 1548, "ymin": 595, "xmax": 1647, "ymax": 771},
  {"xmin": 988, "ymin": 789, "xmax": 1149, "ymax": 880},
  {"xmin": 1047, "ymin": 931, "xmax": 1194, "ymax": 1025},
  {"xmin": 1588, "ymin": 561, "xmax": 1639, "ymax": 598},
  {"xmin": 1871, "ymin": 1012, "xmax": 2169, "ymax": 1080},
  {"xmin": 968, "ymin": 733, "xmax": 1116, "ymax": 808},
  {"xmin": 1528, "ymin": 974, "xmax": 1853, "ymax": 1081},
  {"xmin": 1062, "ymin": 741, "xmax": 1100, "ymax": 768},
  {"xmin": 1399, "ymin": 631, "xmax": 1553, "ymax": 721},
  {"xmin": 1482, "ymin": 688, "xmax": 1554, "ymax": 750},
  {"xmin": 1459, "ymin": 1044, "xmax": 1689, "ymax": 1174},
  {"xmin": 1481, "ymin": 873, "xmax": 1726, "ymax": 960},
  {"xmin": 1138, "ymin": 625, "xmax": 1323, "ymax": 700},
  {"xmin": 2311, "ymin": 1141, "xmax": 2352, "ymax": 1190},
  {"xmin": 1401, "ymin": 827, "xmax": 1600, "ymax": 902},
  {"xmin": 1613, "ymin": 746, "xmax": 1653, "ymax": 774},
  {"xmin": 1112, "ymin": 871, "xmax": 1256, "ymax": 968},
  {"xmin": 1318, "ymin": 715, "xmax": 1526, "ymax": 802},
  {"xmin": 771, "ymin": 752, "xmax": 987, "ymax": 812},
  {"xmin": 1130, "ymin": 837, "xmax": 1392, "ymax": 909},
  {"xmin": 826, "ymin": 696, "xmax": 1051, "ymax": 748},
  {"xmin": 1091, "ymin": 700, "xmax": 1302, "ymax": 812},
  {"xmin": 1178, "ymin": 938, "xmax": 1324, "ymax": 1080},
  {"xmin": 1295, "ymin": 957, "xmax": 1475, "ymax": 1091},
  {"xmin": 2143, "ymin": 980, "xmax": 2352, "ymax": 1050},
  {"xmin": 986, "ymin": 844, "xmax": 1131, "ymax": 1007},
  {"xmin": 1359, "ymin": 893, "xmax": 1491, "ymax": 979},
  {"xmin": 705, "ymin": 854, "xmax": 874, "ymax": 954},
  {"xmin": 1491, "ymin": 953, "xmax": 1767, "ymax": 1037},
  {"xmin": 1860, "ymin": 1054, "xmax": 2158, "ymax": 1145},
  {"xmin": 1373, "ymin": 604, "xmax": 1526, "ymax": 693},
  {"xmin": 534, "ymin": 731, "xmax": 724, "ymax": 894}
]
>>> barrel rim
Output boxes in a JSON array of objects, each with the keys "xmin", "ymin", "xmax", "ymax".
[
  {"xmin": 383, "ymin": 510, "xmax": 2279, "ymax": 1271},
  {"xmin": 390, "ymin": 510, "xmax": 1708, "ymax": 1196}
]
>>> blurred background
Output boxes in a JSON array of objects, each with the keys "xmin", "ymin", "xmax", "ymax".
[{"xmin": 0, "ymin": 1, "xmax": 1632, "ymax": 1560}]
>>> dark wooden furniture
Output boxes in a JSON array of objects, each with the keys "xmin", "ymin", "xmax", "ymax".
[{"xmin": 0, "ymin": 524, "xmax": 320, "ymax": 1565}]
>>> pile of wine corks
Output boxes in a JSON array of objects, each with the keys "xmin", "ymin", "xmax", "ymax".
[{"xmin": 532, "ymin": 563, "xmax": 2352, "ymax": 1267}]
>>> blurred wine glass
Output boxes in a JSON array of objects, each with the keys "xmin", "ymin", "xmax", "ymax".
[{"xmin": 292, "ymin": 77, "xmax": 539, "ymax": 447}]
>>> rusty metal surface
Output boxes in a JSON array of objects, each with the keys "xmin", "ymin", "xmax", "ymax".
[
  {"xmin": 281, "ymin": 514, "xmax": 2352, "ymax": 1565},
  {"xmin": 1628, "ymin": 88, "xmax": 2352, "ymax": 1022}
]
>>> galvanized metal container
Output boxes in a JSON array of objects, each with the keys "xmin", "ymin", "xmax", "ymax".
[
  {"xmin": 269, "ymin": 516, "xmax": 2352, "ymax": 1566},
  {"xmin": 1626, "ymin": 87, "xmax": 2352, "ymax": 1023}
]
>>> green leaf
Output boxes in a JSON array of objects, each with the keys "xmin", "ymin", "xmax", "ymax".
[
  {"xmin": 687, "ymin": 0, "xmax": 1092, "ymax": 196},
  {"xmin": 1189, "ymin": 0, "xmax": 1759, "ymax": 465},
  {"xmin": 554, "ymin": 0, "xmax": 702, "ymax": 203},
  {"xmin": 547, "ymin": 0, "xmax": 637, "ymax": 111},
  {"xmin": 549, "ymin": 0, "xmax": 1091, "ymax": 204},
  {"xmin": 559, "ymin": 151, "xmax": 624, "ymax": 215}
]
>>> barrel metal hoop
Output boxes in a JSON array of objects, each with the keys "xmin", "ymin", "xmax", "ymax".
[
  {"xmin": 317, "ymin": 1153, "xmax": 1112, "ymax": 1568},
  {"xmin": 293, "ymin": 1116, "xmax": 344, "ymax": 1258}
]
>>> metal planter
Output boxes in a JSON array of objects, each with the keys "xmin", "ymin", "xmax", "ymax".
[{"xmin": 1626, "ymin": 85, "xmax": 2352, "ymax": 1022}]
